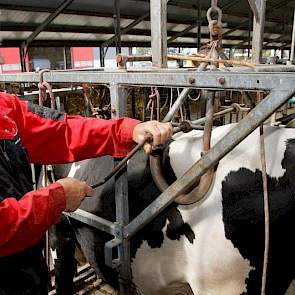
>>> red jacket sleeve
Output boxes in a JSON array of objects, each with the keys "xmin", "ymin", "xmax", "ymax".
[
  {"xmin": 0, "ymin": 183, "xmax": 66, "ymax": 257},
  {"xmin": 8, "ymin": 94, "xmax": 140, "ymax": 164}
]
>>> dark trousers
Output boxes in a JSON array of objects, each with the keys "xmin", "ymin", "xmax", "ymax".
[{"xmin": 0, "ymin": 246, "xmax": 48, "ymax": 295}]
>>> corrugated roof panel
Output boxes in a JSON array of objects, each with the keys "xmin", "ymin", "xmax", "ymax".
[
  {"xmin": 0, "ymin": 9, "xmax": 49, "ymax": 23},
  {"xmin": 0, "ymin": 0, "xmax": 293, "ymax": 48}
]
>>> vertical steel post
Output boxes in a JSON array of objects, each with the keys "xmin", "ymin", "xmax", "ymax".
[
  {"xmin": 290, "ymin": 6, "xmax": 295, "ymax": 63},
  {"xmin": 197, "ymin": 1, "xmax": 201, "ymax": 51},
  {"xmin": 20, "ymin": 46, "xmax": 27, "ymax": 72},
  {"xmin": 114, "ymin": 0, "xmax": 122, "ymax": 54},
  {"xmin": 100, "ymin": 47, "xmax": 105, "ymax": 67},
  {"xmin": 110, "ymin": 83, "xmax": 131, "ymax": 295},
  {"xmin": 150, "ymin": 0, "xmax": 168, "ymax": 68},
  {"xmin": 248, "ymin": 10, "xmax": 252, "ymax": 58},
  {"xmin": 251, "ymin": 0, "xmax": 266, "ymax": 64}
]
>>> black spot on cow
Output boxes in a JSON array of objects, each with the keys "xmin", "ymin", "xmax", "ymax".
[{"xmin": 222, "ymin": 138, "xmax": 295, "ymax": 295}]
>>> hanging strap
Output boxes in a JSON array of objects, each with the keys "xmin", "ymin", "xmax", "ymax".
[{"xmin": 259, "ymin": 124, "xmax": 270, "ymax": 295}]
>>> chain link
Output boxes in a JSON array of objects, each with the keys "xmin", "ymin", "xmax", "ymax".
[{"xmin": 211, "ymin": 0, "xmax": 218, "ymax": 8}]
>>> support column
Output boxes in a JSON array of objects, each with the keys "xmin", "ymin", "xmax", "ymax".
[
  {"xmin": 197, "ymin": 1, "xmax": 201, "ymax": 51},
  {"xmin": 290, "ymin": 6, "xmax": 295, "ymax": 63},
  {"xmin": 150, "ymin": 0, "xmax": 167, "ymax": 68},
  {"xmin": 113, "ymin": 0, "xmax": 122, "ymax": 55},
  {"xmin": 250, "ymin": 0, "xmax": 266, "ymax": 64},
  {"xmin": 100, "ymin": 47, "xmax": 105, "ymax": 67},
  {"xmin": 248, "ymin": 10, "xmax": 252, "ymax": 58},
  {"xmin": 110, "ymin": 83, "xmax": 131, "ymax": 295},
  {"xmin": 20, "ymin": 45, "xmax": 27, "ymax": 72}
]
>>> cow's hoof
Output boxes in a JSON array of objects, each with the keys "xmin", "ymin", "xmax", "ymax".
[{"xmin": 166, "ymin": 282, "xmax": 194, "ymax": 295}]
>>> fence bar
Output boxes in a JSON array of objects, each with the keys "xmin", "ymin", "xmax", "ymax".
[{"xmin": 65, "ymin": 209, "xmax": 115, "ymax": 235}]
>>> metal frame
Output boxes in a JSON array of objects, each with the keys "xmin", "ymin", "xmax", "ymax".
[
  {"xmin": 1, "ymin": 69, "xmax": 295, "ymax": 88},
  {"xmin": 3, "ymin": 0, "xmax": 295, "ymax": 293},
  {"xmin": 2, "ymin": 68, "xmax": 295, "ymax": 295}
]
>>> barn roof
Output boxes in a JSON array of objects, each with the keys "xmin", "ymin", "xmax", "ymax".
[{"xmin": 0, "ymin": 0, "xmax": 293, "ymax": 49}]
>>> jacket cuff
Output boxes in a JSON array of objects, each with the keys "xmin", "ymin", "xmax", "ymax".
[
  {"xmin": 120, "ymin": 118, "xmax": 141, "ymax": 144},
  {"xmin": 47, "ymin": 182, "xmax": 66, "ymax": 224}
]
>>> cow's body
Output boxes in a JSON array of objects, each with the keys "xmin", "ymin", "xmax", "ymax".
[{"xmin": 51, "ymin": 124, "xmax": 295, "ymax": 295}]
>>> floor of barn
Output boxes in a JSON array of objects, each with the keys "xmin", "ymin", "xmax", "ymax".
[{"xmin": 49, "ymin": 263, "xmax": 118, "ymax": 295}]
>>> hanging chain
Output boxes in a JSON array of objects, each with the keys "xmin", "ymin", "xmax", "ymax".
[
  {"xmin": 211, "ymin": 0, "xmax": 218, "ymax": 8},
  {"xmin": 207, "ymin": 0, "xmax": 223, "ymax": 48},
  {"xmin": 147, "ymin": 87, "xmax": 160, "ymax": 121}
]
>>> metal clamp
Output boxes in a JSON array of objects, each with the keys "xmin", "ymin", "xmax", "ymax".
[{"xmin": 105, "ymin": 238, "xmax": 122, "ymax": 269}]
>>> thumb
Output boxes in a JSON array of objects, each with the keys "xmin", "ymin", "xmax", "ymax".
[
  {"xmin": 143, "ymin": 143, "xmax": 152, "ymax": 155},
  {"xmin": 83, "ymin": 183, "xmax": 94, "ymax": 197}
]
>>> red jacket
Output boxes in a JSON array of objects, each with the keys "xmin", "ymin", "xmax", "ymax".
[{"xmin": 0, "ymin": 92, "xmax": 140, "ymax": 257}]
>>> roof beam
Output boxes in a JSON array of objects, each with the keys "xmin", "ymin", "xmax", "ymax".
[
  {"xmin": 101, "ymin": 12, "xmax": 149, "ymax": 48},
  {"xmin": 0, "ymin": 21, "xmax": 291, "ymax": 36},
  {"xmin": 2, "ymin": 39, "xmax": 288, "ymax": 50},
  {"xmin": 0, "ymin": 3, "xmax": 293, "ymax": 28},
  {"xmin": 22, "ymin": 0, "xmax": 75, "ymax": 48}
]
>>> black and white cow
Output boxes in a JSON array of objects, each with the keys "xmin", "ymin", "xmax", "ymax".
[{"xmin": 50, "ymin": 123, "xmax": 295, "ymax": 295}]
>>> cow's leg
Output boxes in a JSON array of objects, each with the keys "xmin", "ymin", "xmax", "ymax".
[
  {"xmin": 165, "ymin": 282, "xmax": 194, "ymax": 295},
  {"xmin": 49, "ymin": 217, "xmax": 77, "ymax": 295}
]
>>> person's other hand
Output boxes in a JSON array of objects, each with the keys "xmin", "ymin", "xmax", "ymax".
[
  {"xmin": 132, "ymin": 121, "xmax": 173, "ymax": 154},
  {"xmin": 57, "ymin": 178, "xmax": 93, "ymax": 212}
]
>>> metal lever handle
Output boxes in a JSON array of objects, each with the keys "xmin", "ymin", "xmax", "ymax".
[{"xmin": 90, "ymin": 122, "xmax": 202, "ymax": 189}]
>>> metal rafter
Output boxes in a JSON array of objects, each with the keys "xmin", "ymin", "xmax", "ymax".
[
  {"xmin": 22, "ymin": 0, "xmax": 75, "ymax": 48},
  {"xmin": 101, "ymin": 12, "xmax": 149, "ymax": 48}
]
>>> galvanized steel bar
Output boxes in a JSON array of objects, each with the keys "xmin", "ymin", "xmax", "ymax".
[
  {"xmin": 248, "ymin": 0, "xmax": 261, "ymax": 22},
  {"xmin": 23, "ymin": 0, "xmax": 75, "ymax": 48},
  {"xmin": 64, "ymin": 209, "xmax": 115, "ymax": 235},
  {"xmin": 102, "ymin": 12, "xmax": 149, "ymax": 49},
  {"xmin": 150, "ymin": 0, "xmax": 167, "ymax": 68},
  {"xmin": 113, "ymin": 0, "xmax": 122, "ymax": 54},
  {"xmin": 163, "ymin": 62, "xmax": 208, "ymax": 122},
  {"xmin": 110, "ymin": 82, "xmax": 132, "ymax": 295},
  {"xmin": 290, "ymin": 6, "xmax": 295, "ymax": 63},
  {"xmin": 114, "ymin": 163, "xmax": 132, "ymax": 295},
  {"xmin": 251, "ymin": 0, "xmax": 266, "ymax": 64},
  {"xmin": 124, "ymin": 82, "xmax": 295, "ymax": 239},
  {"xmin": 1, "ymin": 71, "xmax": 295, "ymax": 91},
  {"xmin": 110, "ymin": 83, "xmax": 128, "ymax": 117}
]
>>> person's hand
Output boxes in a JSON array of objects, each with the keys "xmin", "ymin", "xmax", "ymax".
[
  {"xmin": 132, "ymin": 121, "xmax": 173, "ymax": 154},
  {"xmin": 57, "ymin": 178, "xmax": 93, "ymax": 212}
]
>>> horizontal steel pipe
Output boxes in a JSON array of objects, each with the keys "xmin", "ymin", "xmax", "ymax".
[
  {"xmin": 64, "ymin": 209, "xmax": 115, "ymax": 235},
  {"xmin": 1, "ymin": 71, "xmax": 295, "ymax": 91}
]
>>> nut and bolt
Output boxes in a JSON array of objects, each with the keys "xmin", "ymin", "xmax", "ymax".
[
  {"xmin": 218, "ymin": 77, "xmax": 225, "ymax": 85},
  {"xmin": 188, "ymin": 77, "xmax": 196, "ymax": 84}
]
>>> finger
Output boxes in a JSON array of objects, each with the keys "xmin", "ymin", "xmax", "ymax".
[
  {"xmin": 82, "ymin": 182, "xmax": 94, "ymax": 197},
  {"xmin": 155, "ymin": 123, "xmax": 170, "ymax": 144},
  {"xmin": 161, "ymin": 123, "xmax": 173, "ymax": 142},
  {"xmin": 143, "ymin": 124, "xmax": 162, "ymax": 146},
  {"xmin": 85, "ymin": 185, "xmax": 94, "ymax": 197},
  {"xmin": 143, "ymin": 143, "xmax": 152, "ymax": 154},
  {"xmin": 165, "ymin": 123, "xmax": 174, "ymax": 138}
]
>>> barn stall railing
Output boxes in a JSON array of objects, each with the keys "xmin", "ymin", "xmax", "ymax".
[{"xmin": 1, "ymin": 68, "xmax": 295, "ymax": 294}]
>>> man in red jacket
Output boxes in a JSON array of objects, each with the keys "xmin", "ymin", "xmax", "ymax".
[{"xmin": 0, "ymin": 92, "xmax": 172, "ymax": 294}]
